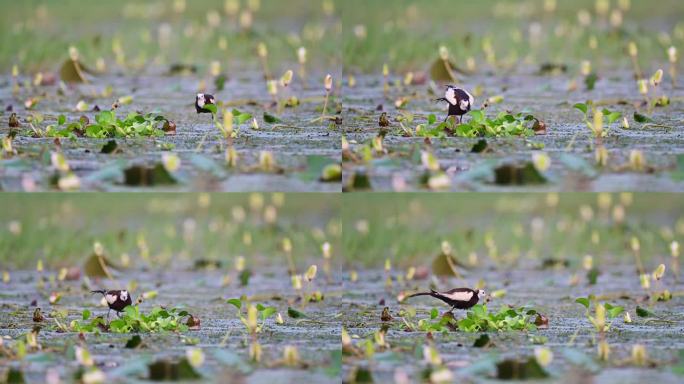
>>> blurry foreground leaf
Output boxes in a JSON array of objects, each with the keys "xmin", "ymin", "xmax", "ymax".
[
  {"xmin": 494, "ymin": 162, "xmax": 547, "ymax": 185},
  {"xmin": 147, "ymin": 358, "xmax": 201, "ymax": 381},
  {"xmin": 123, "ymin": 163, "xmax": 178, "ymax": 186},
  {"xmin": 496, "ymin": 357, "xmax": 549, "ymax": 379}
]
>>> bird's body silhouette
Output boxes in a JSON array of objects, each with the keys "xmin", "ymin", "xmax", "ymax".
[{"xmin": 407, "ymin": 288, "xmax": 485, "ymax": 312}]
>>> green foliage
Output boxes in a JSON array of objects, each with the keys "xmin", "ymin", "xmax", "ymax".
[
  {"xmin": 203, "ymin": 104, "xmax": 218, "ymax": 115},
  {"xmin": 415, "ymin": 111, "xmax": 536, "ymax": 138},
  {"xmin": 457, "ymin": 305, "xmax": 539, "ymax": 332},
  {"xmin": 263, "ymin": 112, "xmax": 283, "ymax": 124},
  {"xmin": 634, "ymin": 112, "xmax": 654, "ymax": 124},
  {"xmin": 575, "ymin": 296, "xmax": 625, "ymax": 332},
  {"xmin": 287, "ymin": 307, "xmax": 307, "ymax": 319},
  {"xmin": 415, "ymin": 311, "xmax": 457, "ymax": 333},
  {"xmin": 70, "ymin": 306, "xmax": 191, "ymax": 333},
  {"xmin": 45, "ymin": 111, "xmax": 167, "ymax": 139},
  {"xmin": 636, "ymin": 306, "xmax": 655, "ymax": 317},
  {"xmin": 225, "ymin": 298, "xmax": 278, "ymax": 333},
  {"xmin": 573, "ymin": 102, "xmax": 622, "ymax": 137},
  {"xmin": 232, "ymin": 109, "xmax": 253, "ymax": 125}
]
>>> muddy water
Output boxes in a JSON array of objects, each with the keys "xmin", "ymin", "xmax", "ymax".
[
  {"xmin": 342, "ymin": 70, "xmax": 684, "ymax": 192},
  {"xmin": 0, "ymin": 71, "xmax": 341, "ymax": 192},
  {"xmin": 341, "ymin": 265, "xmax": 684, "ymax": 383},
  {"xmin": 0, "ymin": 268, "xmax": 342, "ymax": 383}
]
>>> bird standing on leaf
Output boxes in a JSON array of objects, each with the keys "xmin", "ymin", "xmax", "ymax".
[{"xmin": 436, "ymin": 85, "xmax": 474, "ymax": 124}]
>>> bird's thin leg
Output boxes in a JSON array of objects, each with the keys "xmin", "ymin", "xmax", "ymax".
[
  {"xmin": 107, "ymin": 308, "xmax": 110, "ymax": 322},
  {"xmin": 450, "ymin": 306, "xmax": 455, "ymax": 313}
]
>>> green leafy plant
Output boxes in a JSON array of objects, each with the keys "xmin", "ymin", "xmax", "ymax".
[
  {"xmin": 573, "ymin": 103, "xmax": 621, "ymax": 138},
  {"xmin": 70, "ymin": 306, "xmax": 191, "ymax": 333},
  {"xmin": 457, "ymin": 304, "xmax": 540, "ymax": 332},
  {"xmin": 226, "ymin": 298, "xmax": 277, "ymax": 334},
  {"xmin": 214, "ymin": 108, "xmax": 253, "ymax": 140},
  {"xmin": 416, "ymin": 308, "xmax": 458, "ymax": 332},
  {"xmin": 575, "ymin": 296, "xmax": 624, "ymax": 332},
  {"xmin": 415, "ymin": 111, "xmax": 537, "ymax": 138},
  {"xmin": 43, "ymin": 111, "xmax": 167, "ymax": 139}
]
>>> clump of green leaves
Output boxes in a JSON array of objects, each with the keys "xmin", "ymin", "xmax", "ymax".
[
  {"xmin": 457, "ymin": 304, "xmax": 540, "ymax": 332},
  {"xmin": 226, "ymin": 298, "xmax": 277, "ymax": 334},
  {"xmin": 415, "ymin": 111, "xmax": 537, "ymax": 138},
  {"xmin": 415, "ymin": 308, "xmax": 458, "ymax": 332},
  {"xmin": 575, "ymin": 296, "xmax": 624, "ymax": 332},
  {"xmin": 573, "ymin": 102, "xmax": 622, "ymax": 138},
  {"xmin": 44, "ymin": 111, "xmax": 167, "ymax": 139},
  {"xmin": 70, "ymin": 306, "xmax": 192, "ymax": 333}
]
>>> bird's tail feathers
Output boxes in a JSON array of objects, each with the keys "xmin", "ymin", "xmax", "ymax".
[
  {"xmin": 407, "ymin": 291, "xmax": 435, "ymax": 298},
  {"xmin": 91, "ymin": 290, "xmax": 106, "ymax": 296}
]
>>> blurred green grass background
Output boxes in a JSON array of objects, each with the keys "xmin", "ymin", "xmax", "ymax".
[
  {"xmin": 342, "ymin": 193, "xmax": 683, "ymax": 269},
  {"xmin": 341, "ymin": 0, "xmax": 684, "ymax": 73},
  {"xmin": 0, "ymin": 193, "xmax": 340, "ymax": 270},
  {"xmin": 0, "ymin": 0, "xmax": 341, "ymax": 72}
]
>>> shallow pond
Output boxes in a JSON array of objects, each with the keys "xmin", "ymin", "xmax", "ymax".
[{"xmin": 341, "ymin": 265, "xmax": 684, "ymax": 383}]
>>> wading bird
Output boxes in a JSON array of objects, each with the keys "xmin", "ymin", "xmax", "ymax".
[
  {"xmin": 91, "ymin": 289, "xmax": 132, "ymax": 320},
  {"xmin": 436, "ymin": 85, "xmax": 474, "ymax": 124},
  {"xmin": 407, "ymin": 288, "xmax": 485, "ymax": 312},
  {"xmin": 195, "ymin": 93, "xmax": 216, "ymax": 115}
]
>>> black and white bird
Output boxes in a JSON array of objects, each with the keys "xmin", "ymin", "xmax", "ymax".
[
  {"xmin": 91, "ymin": 290, "xmax": 132, "ymax": 320},
  {"xmin": 195, "ymin": 93, "xmax": 216, "ymax": 114},
  {"xmin": 407, "ymin": 288, "xmax": 485, "ymax": 312},
  {"xmin": 436, "ymin": 85, "xmax": 474, "ymax": 124}
]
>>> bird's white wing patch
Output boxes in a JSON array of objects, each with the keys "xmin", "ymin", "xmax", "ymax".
[
  {"xmin": 443, "ymin": 290, "xmax": 473, "ymax": 302},
  {"xmin": 105, "ymin": 294, "xmax": 117, "ymax": 304},
  {"xmin": 465, "ymin": 89, "xmax": 474, "ymax": 105},
  {"xmin": 460, "ymin": 99, "xmax": 470, "ymax": 110},
  {"xmin": 120, "ymin": 291, "xmax": 128, "ymax": 301},
  {"xmin": 445, "ymin": 87, "xmax": 457, "ymax": 105},
  {"xmin": 197, "ymin": 94, "xmax": 205, "ymax": 107}
]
